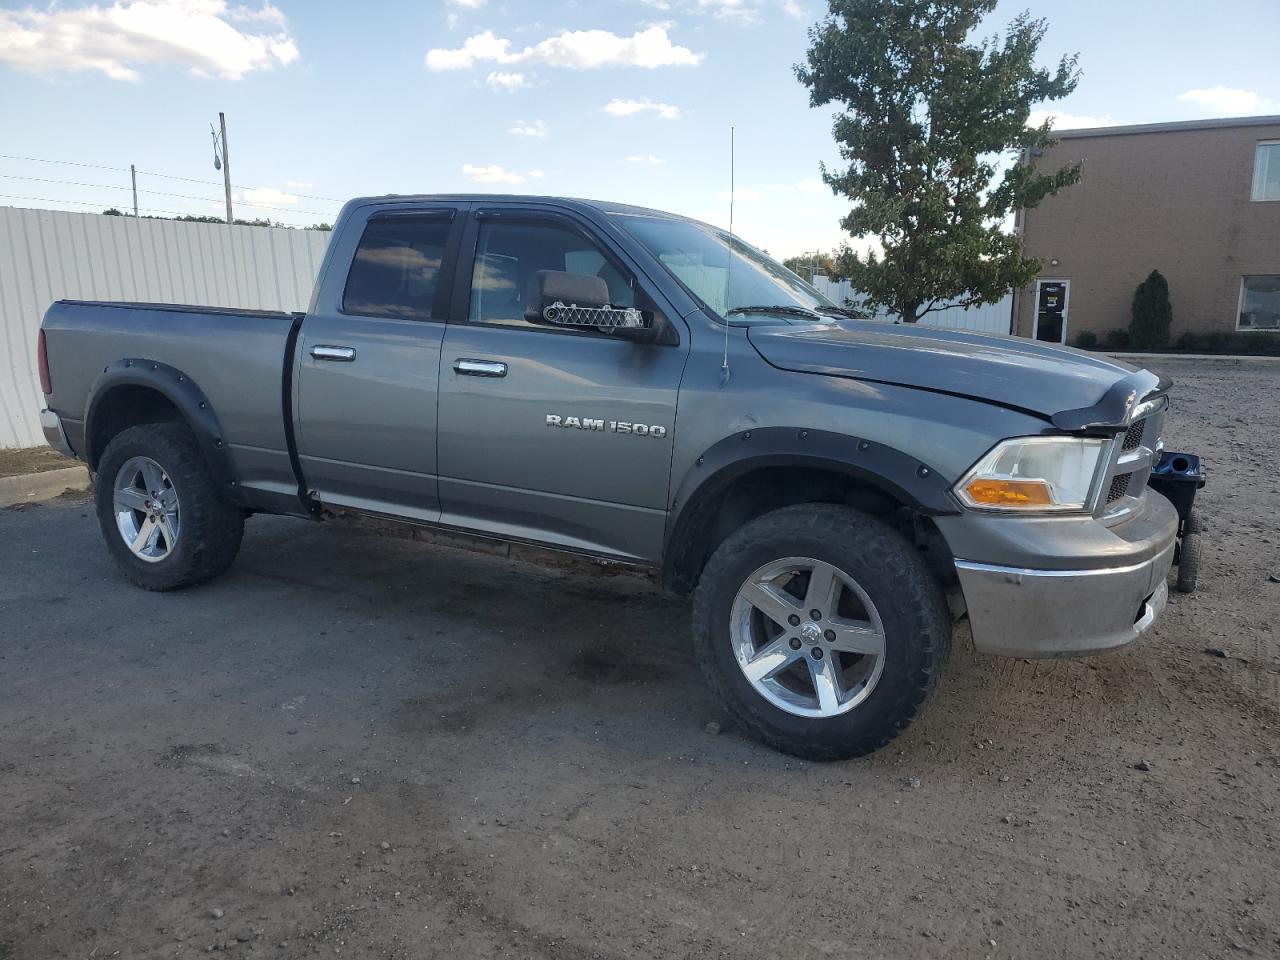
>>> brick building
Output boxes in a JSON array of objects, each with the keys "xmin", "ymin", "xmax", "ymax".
[{"xmin": 1013, "ymin": 115, "xmax": 1280, "ymax": 344}]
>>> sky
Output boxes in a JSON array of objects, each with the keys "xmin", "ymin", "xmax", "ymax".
[{"xmin": 0, "ymin": 0, "xmax": 1277, "ymax": 259}]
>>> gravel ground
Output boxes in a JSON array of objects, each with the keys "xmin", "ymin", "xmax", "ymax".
[{"xmin": 1, "ymin": 357, "xmax": 1277, "ymax": 959}]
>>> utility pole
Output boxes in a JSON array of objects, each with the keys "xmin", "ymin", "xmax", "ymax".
[
  {"xmin": 212, "ymin": 112, "xmax": 233, "ymax": 225},
  {"xmin": 218, "ymin": 112, "xmax": 233, "ymax": 226},
  {"xmin": 130, "ymin": 164, "xmax": 138, "ymax": 217}
]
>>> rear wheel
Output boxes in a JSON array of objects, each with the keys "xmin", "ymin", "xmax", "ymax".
[
  {"xmin": 692, "ymin": 503, "xmax": 951, "ymax": 760},
  {"xmin": 95, "ymin": 422, "xmax": 244, "ymax": 591}
]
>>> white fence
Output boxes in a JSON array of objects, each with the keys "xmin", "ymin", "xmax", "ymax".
[
  {"xmin": 810, "ymin": 275, "xmax": 1013, "ymax": 335},
  {"xmin": 0, "ymin": 206, "xmax": 330, "ymax": 448}
]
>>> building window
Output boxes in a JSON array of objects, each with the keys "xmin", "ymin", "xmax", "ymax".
[
  {"xmin": 1252, "ymin": 141, "xmax": 1280, "ymax": 201},
  {"xmin": 1238, "ymin": 276, "xmax": 1280, "ymax": 331}
]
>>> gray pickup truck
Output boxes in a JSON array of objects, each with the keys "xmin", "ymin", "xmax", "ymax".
[{"xmin": 38, "ymin": 194, "xmax": 1185, "ymax": 759}]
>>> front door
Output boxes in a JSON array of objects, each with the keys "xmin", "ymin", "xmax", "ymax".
[
  {"xmin": 295, "ymin": 206, "xmax": 462, "ymax": 521},
  {"xmin": 1034, "ymin": 279, "xmax": 1069, "ymax": 343},
  {"xmin": 436, "ymin": 208, "xmax": 689, "ymax": 562}
]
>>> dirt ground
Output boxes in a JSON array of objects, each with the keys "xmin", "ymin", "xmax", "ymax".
[
  {"xmin": 0, "ymin": 446, "xmax": 72, "ymax": 479},
  {"xmin": 1, "ymin": 356, "xmax": 1277, "ymax": 959}
]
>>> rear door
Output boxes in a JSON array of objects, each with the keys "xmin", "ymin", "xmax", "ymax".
[
  {"xmin": 436, "ymin": 206, "xmax": 690, "ymax": 561},
  {"xmin": 295, "ymin": 204, "xmax": 464, "ymax": 520}
]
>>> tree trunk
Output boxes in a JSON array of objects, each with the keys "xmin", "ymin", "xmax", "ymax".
[{"xmin": 900, "ymin": 301, "xmax": 921, "ymax": 324}]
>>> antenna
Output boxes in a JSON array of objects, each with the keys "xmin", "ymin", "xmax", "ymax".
[{"xmin": 720, "ymin": 125, "xmax": 734, "ymax": 387}]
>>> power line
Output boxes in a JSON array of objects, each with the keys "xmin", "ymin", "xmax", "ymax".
[
  {"xmin": 0, "ymin": 151, "xmax": 345, "ymax": 204},
  {"xmin": 0, "ymin": 193, "xmax": 333, "ymax": 225},
  {"xmin": 0, "ymin": 173, "xmax": 339, "ymax": 217}
]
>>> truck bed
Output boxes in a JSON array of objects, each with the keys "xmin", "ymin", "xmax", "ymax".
[{"xmin": 40, "ymin": 299, "xmax": 301, "ymax": 508}]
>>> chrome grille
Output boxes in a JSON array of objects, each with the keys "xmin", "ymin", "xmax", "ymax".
[
  {"xmin": 1097, "ymin": 397, "xmax": 1166, "ymax": 522},
  {"xmin": 1106, "ymin": 473, "xmax": 1131, "ymax": 503},
  {"xmin": 1121, "ymin": 418, "xmax": 1145, "ymax": 451}
]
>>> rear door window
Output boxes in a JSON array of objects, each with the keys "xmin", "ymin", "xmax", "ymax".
[{"xmin": 343, "ymin": 216, "xmax": 453, "ymax": 320}]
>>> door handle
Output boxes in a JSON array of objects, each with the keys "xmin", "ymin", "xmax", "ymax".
[
  {"xmin": 311, "ymin": 345, "xmax": 356, "ymax": 362},
  {"xmin": 454, "ymin": 358, "xmax": 508, "ymax": 378}
]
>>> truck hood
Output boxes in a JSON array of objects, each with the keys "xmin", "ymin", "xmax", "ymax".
[{"xmin": 747, "ymin": 319, "xmax": 1163, "ymax": 427}]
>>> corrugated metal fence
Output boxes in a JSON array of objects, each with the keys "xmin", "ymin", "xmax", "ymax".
[
  {"xmin": 810, "ymin": 275, "xmax": 1013, "ymax": 334},
  {"xmin": 0, "ymin": 206, "xmax": 330, "ymax": 448}
]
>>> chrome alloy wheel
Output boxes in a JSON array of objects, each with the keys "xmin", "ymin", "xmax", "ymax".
[
  {"xmin": 730, "ymin": 557, "xmax": 887, "ymax": 718},
  {"xmin": 113, "ymin": 456, "xmax": 180, "ymax": 563}
]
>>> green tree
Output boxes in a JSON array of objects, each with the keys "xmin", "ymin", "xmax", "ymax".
[
  {"xmin": 796, "ymin": 0, "xmax": 1082, "ymax": 322},
  {"xmin": 1129, "ymin": 270, "xmax": 1172, "ymax": 349},
  {"xmin": 783, "ymin": 250, "xmax": 840, "ymax": 279}
]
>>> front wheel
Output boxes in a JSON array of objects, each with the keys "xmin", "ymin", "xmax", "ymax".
[
  {"xmin": 94, "ymin": 422, "xmax": 244, "ymax": 591},
  {"xmin": 692, "ymin": 503, "xmax": 951, "ymax": 760}
]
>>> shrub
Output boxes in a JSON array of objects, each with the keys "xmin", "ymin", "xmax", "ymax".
[
  {"xmin": 1073, "ymin": 330, "xmax": 1099, "ymax": 350},
  {"xmin": 1230, "ymin": 332, "xmax": 1280, "ymax": 355},
  {"xmin": 1202, "ymin": 331, "xmax": 1231, "ymax": 352},
  {"xmin": 1129, "ymin": 270, "xmax": 1173, "ymax": 349},
  {"xmin": 1175, "ymin": 331, "xmax": 1203, "ymax": 351},
  {"xmin": 1105, "ymin": 328, "xmax": 1131, "ymax": 348}
]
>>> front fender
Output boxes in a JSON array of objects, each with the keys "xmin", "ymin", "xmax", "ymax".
[
  {"xmin": 84, "ymin": 358, "xmax": 241, "ymax": 496},
  {"xmin": 661, "ymin": 426, "xmax": 960, "ymax": 590}
]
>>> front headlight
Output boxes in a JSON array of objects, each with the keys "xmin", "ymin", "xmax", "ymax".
[{"xmin": 955, "ymin": 436, "xmax": 1108, "ymax": 513}]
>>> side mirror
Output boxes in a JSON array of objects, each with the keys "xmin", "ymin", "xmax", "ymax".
[{"xmin": 523, "ymin": 270, "xmax": 661, "ymax": 342}]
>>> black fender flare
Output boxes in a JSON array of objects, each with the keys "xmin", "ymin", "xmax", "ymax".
[
  {"xmin": 661, "ymin": 427, "xmax": 960, "ymax": 591},
  {"xmin": 84, "ymin": 358, "xmax": 242, "ymax": 499}
]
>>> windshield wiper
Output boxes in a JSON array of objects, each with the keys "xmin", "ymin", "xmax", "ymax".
[
  {"xmin": 814, "ymin": 306, "xmax": 866, "ymax": 319},
  {"xmin": 724, "ymin": 305, "xmax": 821, "ymax": 319}
]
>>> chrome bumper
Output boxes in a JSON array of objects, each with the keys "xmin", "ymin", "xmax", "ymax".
[
  {"xmin": 955, "ymin": 538, "xmax": 1175, "ymax": 658},
  {"xmin": 40, "ymin": 409, "xmax": 75, "ymax": 458}
]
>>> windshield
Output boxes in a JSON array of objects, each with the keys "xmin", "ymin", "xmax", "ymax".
[{"xmin": 613, "ymin": 213, "xmax": 837, "ymax": 322}]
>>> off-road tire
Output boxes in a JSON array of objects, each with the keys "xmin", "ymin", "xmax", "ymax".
[
  {"xmin": 1175, "ymin": 512, "xmax": 1201, "ymax": 595},
  {"xmin": 95, "ymin": 422, "xmax": 244, "ymax": 591},
  {"xmin": 692, "ymin": 503, "xmax": 951, "ymax": 761}
]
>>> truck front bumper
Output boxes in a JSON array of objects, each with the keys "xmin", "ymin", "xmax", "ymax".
[{"xmin": 955, "ymin": 541, "xmax": 1173, "ymax": 658}]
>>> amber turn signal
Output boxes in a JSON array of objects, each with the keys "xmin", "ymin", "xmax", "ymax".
[{"xmin": 962, "ymin": 478, "xmax": 1054, "ymax": 507}]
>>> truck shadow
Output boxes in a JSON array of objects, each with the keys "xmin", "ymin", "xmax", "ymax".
[{"xmin": 226, "ymin": 513, "xmax": 1164, "ymax": 763}]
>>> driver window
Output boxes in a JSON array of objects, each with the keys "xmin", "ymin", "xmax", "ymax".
[{"xmin": 468, "ymin": 219, "xmax": 635, "ymax": 328}]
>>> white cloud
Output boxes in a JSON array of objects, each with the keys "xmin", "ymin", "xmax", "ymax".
[
  {"xmin": 1027, "ymin": 110, "xmax": 1120, "ymax": 131},
  {"xmin": 604, "ymin": 97, "xmax": 681, "ymax": 119},
  {"xmin": 486, "ymin": 70, "xmax": 528, "ymax": 91},
  {"xmin": 284, "ymin": 179, "xmax": 313, "ymax": 189},
  {"xmin": 509, "ymin": 119, "xmax": 548, "ymax": 137},
  {"xmin": 449, "ymin": 0, "xmax": 487, "ymax": 7},
  {"xmin": 1177, "ymin": 86, "xmax": 1280, "ymax": 117},
  {"xmin": 781, "ymin": 0, "xmax": 804, "ymax": 18},
  {"xmin": 242, "ymin": 187, "xmax": 299, "ymax": 206},
  {"xmin": 229, "ymin": 4, "xmax": 288, "ymax": 28},
  {"xmin": 0, "ymin": 0, "xmax": 299, "ymax": 81},
  {"xmin": 426, "ymin": 25, "xmax": 702, "ymax": 72},
  {"xmin": 627, "ymin": 154, "xmax": 666, "ymax": 165},
  {"xmin": 697, "ymin": 0, "xmax": 761, "ymax": 24},
  {"xmin": 462, "ymin": 163, "xmax": 542, "ymax": 185}
]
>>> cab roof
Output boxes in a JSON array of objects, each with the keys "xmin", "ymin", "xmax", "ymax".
[{"xmin": 346, "ymin": 194, "xmax": 698, "ymax": 223}]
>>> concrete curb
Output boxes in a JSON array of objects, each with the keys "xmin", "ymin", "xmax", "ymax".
[
  {"xmin": 1106, "ymin": 352, "xmax": 1280, "ymax": 363},
  {"xmin": 0, "ymin": 465, "xmax": 91, "ymax": 508}
]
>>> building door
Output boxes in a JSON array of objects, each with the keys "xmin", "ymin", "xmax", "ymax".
[{"xmin": 1034, "ymin": 279, "xmax": 1069, "ymax": 343}]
